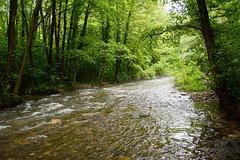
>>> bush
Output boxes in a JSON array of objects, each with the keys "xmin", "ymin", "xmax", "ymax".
[
  {"xmin": 141, "ymin": 67, "xmax": 156, "ymax": 79},
  {"xmin": 152, "ymin": 61, "xmax": 165, "ymax": 75},
  {"xmin": 168, "ymin": 58, "xmax": 206, "ymax": 91}
]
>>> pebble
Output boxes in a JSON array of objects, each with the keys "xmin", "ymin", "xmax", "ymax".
[{"xmin": 51, "ymin": 119, "xmax": 62, "ymax": 124}]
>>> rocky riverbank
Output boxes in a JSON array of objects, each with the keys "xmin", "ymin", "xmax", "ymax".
[{"xmin": 189, "ymin": 90, "xmax": 219, "ymax": 103}]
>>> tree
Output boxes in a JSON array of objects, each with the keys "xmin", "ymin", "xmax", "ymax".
[
  {"xmin": 168, "ymin": 0, "xmax": 240, "ymax": 119},
  {"xmin": 6, "ymin": 0, "xmax": 18, "ymax": 84},
  {"xmin": 13, "ymin": 0, "xmax": 43, "ymax": 93}
]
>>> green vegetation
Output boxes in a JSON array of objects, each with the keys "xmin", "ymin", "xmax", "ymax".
[{"xmin": 0, "ymin": 0, "xmax": 240, "ymax": 120}]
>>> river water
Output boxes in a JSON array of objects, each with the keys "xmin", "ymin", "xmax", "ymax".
[{"xmin": 1, "ymin": 76, "xmax": 240, "ymax": 159}]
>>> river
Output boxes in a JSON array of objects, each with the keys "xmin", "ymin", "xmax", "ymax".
[{"xmin": 0, "ymin": 76, "xmax": 240, "ymax": 159}]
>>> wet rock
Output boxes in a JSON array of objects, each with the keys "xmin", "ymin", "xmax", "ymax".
[
  {"xmin": 51, "ymin": 119, "xmax": 62, "ymax": 124},
  {"xmin": 139, "ymin": 114, "xmax": 150, "ymax": 118},
  {"xmin": 181, "ymin": 92, "xmax": 187, "ymax": 96}
]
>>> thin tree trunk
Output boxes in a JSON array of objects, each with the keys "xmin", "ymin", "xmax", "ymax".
[
  {"xmin": 115, "ymin": 58, "xmax": 121, "ymax": 83},
  {"xmin": 65, "ymin": 0, "xmax": 77, "ymax": 79},
  {"xmin": 13, "ymin": 0, "xmax": 42, "ymax": 93},
  {"xmin": 66, "ymin": 0, "xmax": 76, "ymax": 51},
  {"xmin": 70, "ymin": 3, "xmax": 91, "ymax": 81},
  {"xmin": 61, "ymin": 0, "xmax": 68, "ymax": 83},
  {"xmin": 40, "ymin": 8, "xmax": 49, "ymax": 64},
  {"xmin": 102, "ymin": 16, "xmax": 110, "ymax": 43},
  {"xmin": 78, "ymin": 3, "xmax": 91, "ymax": 49},
  {"xmin": 114, "ymin": 2, "xmax": 122, "ymax": 83},
  {"xmin": 100, "ymin": 72, "xmax": 104, "ymax": 84},
  {"xmin": 6, "ymin": 0, "xmax": 18, "ymax": 83},
  {"xmin": 55, "ymin": 0, "xmax": 61, "ymax": 73},
  {"xmin": 72, "ymin": 62, "xmax": 79, "ymax": 81},
  {"xmin": 48, "ymin": 0, "xmax": 56, "ymax": 67},
  {"xmin": 21, "ymin": 0, "xmax": 38, "ymax": 87},
  {"xmin": 123, "ymin": 10, "xmax": 131, "ymax": 45},
  {"xmin": 21, "ymin": 0, "xmax": 29, "ymax": 36}
]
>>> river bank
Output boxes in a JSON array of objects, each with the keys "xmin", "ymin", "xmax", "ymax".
[{"xmin": 189, "ymin": 90, "xmax": 219, "ymax": 103}]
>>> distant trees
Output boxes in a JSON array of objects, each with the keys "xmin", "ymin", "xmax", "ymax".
[{"xmin": 0, "ymin": 0, "xmax": 168, "ymax": 107}]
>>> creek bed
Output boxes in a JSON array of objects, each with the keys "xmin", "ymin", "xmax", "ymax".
[{"xmin": 0, "ymin": 76, "xmax": 240, "ymax": 159}]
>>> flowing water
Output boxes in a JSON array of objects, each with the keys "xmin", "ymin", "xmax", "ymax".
[{"xmin": 1, "ymin": 76, "xmax": 240, "ymax": 159}]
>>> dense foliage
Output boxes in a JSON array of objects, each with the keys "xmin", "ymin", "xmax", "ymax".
[{"xmin": 0, "ymin": 0, "xmax": 170, "ymax": 107}]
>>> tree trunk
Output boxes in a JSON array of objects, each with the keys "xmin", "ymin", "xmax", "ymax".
[
  {"xmin": 48, "ymin": 0, "xmax": 56, "ymax": 67},
  {"xmin": 123, "ymin": 10, "xmax": 131, "ymax": 45},
  {"xmin": 13, "ymin": 0, "xmax": 42, "ymax": 93},
  {"xmin": 6, "ymin": 0, "xmax": 18, "ymax": 83},
  {"xmin": 114, "ymin": 2, "xmax": 122, "ymax": 83},
  {"xmin": 40, "ymin": 8, "xmax": 49, "ymax": 64},
  {"xmin": 196, "ymin": 0, "xmax": 217, "ymax": 77},
  {"xmin": 196, "ymin": 0, "xmax": 240, "ymax": 120},
  {"xmin": 21, "ymin": 0, "xmax": 38, "ymax": 87},
  {"xmin": 21, "ymin": 0, "xmax": 28, "ymax": 36},
  {"xmin": 66, "ymin": 0, "xmax": 76, "ymax": 51},
  {"xmin": 115, "ymin": 58, "xmax": 121, "ymax": 83},
  {"xmin": 61, "ymin": 0, "xmax": 68, "ymax": 84},
  {"xmin": 55, "ymin": 0, "xmax": 61, "ymax": 73},
  {"xmin": 72, "ymin": 63, "xmax": 79, "ymax": 81},
  {"xmin": 100, "ymin": 72, "xmax": 104, "ymax": 84},
  {"xmin": 65, "ymin": 0, "xmax": 77, "ymax": 79},
  {"xmin": 78, "ymin": 3, "xmax": 91, "ymax": 50},
  {"xmin": 102, "ymin": 16, "xmax": 110, "ymax": 43}
]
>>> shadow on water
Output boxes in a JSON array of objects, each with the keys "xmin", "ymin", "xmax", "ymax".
[{"xmin": 0, "ymin": 76, "xmax": 240, "ymax": 159}]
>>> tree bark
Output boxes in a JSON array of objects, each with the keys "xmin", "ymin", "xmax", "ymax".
[
  {"xmin": 196, "ymin": 0, "xmax": 217, "ymax": 77},
  {"xmin": 21, "ymin": 0, "xmax": 28, "ymax": 37},
  {"xmin": 66, "ymin": 0, "xmax": 76, "ymax": 51},
  {"xmin": 55, "ymin": 0, "xmax": 61, "ymax": 73},
  {"xmin": 123, "ymin": 10, "xmax": 131, "ymax": 45},
  {"xmin": 6, "ymin": 0, "xmax": 18, "ymax": 83},
  {"xmin": 196, "ymin": 0, "xmax": 220, "ymax": 97},
  {"xmin": 61, "ymin": 0, "xmax": 68, "ymax": 83},
  {"xmin": 21, "ymin": 0, "xmax": 38, "ymax": 87},
  {"xmin": 48, "ymin": 0, "xmax": 56, "ymax": 67},
  {"xmin": 13, "ymin": 0, "xmax": 42, "ymax": 93}
]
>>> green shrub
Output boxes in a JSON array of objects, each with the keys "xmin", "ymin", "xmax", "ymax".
[
  {"xmin": 168, "ymin": 58, "xmax": 206, "ymax": 91},
  {"xmin": 141, "ymin": 67, "xmax": 156, "ymax": 79},
  {"xmin": 152, "ymin": 61, "xmax": 165, "ymax": 75}
]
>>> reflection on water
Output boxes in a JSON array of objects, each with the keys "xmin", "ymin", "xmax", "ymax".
[{"xmin": 0, "ymin": 76, "xmax": 240, "ymax": 159}]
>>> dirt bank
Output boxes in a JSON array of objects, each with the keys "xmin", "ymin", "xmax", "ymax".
[{"xmin": 189, "ymin": 90, "xmax": 219, "ymax": 103}]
